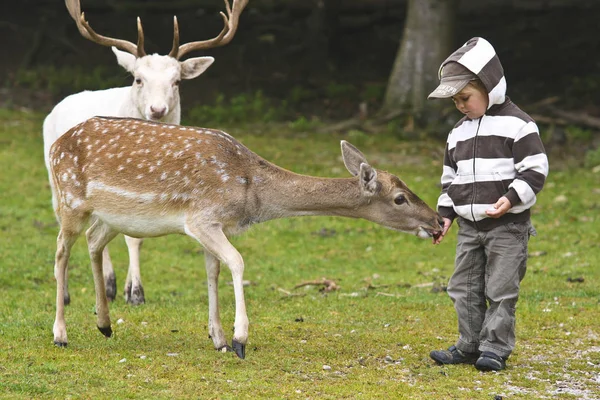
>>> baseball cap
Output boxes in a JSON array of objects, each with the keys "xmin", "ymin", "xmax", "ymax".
[{"xmin": 428, "ymin": 62, "xmax": 478, "ymax": 99}]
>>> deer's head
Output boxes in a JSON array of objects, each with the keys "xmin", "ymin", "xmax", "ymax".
[
  {"xmin": 65, "ymin": 0, "xmax": 248, "ymax": 121},
  {"xmin": 341, "ymin": 141, "xmax": 443, "ymax": 238}
]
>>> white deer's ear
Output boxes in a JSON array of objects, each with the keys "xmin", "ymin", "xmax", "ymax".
[
  {"xmin": 341, "ymin": 140, "xmax": 368, "ymax": 176},
  {"xmin": 359, "ymin": 163, "xmax": 378, "ymax": 196},
  {"xmin": 112, "ymin": 46, "xmax": 137, "ymax": 73},
  {"xmin": 180, "ymin": 57, "xmax": 215, "ymax": 80}
]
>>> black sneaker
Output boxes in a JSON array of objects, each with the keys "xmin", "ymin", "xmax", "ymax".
[
  {"xmin": 475, "ymin": 351, "xmax": 507, "ymax": 371},
  {"xmin": 430, "ymin": 345, "xmax": 480, "ymax": 365}
]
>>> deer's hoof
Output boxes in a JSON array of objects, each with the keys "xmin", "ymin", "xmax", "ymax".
[
  {"xmin": 232, "ymin": 340, "xmax": 246, "ymax": 359},
  {"xmin": 126, "ymin": 284, "xmax": 145, "ymax": 305},
  {"xmin": 105, "ymin": 274, "xmax": 117, "ymax": 302},
  {"xmin": 97, "ymin": 325, "xmax": 112, "ymax": 338},
  {"xmin": 54, "ymin": 341, "xmax": 68, "ymax": 348}
]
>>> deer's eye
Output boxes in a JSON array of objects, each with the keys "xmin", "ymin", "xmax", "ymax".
[
  {"xmin": 394, "ymin": 195, "xmax": 407, "ymax": 205},
  {"xmin": 135, "ymin": 78, "xmax": 142, "ymax": 85}
]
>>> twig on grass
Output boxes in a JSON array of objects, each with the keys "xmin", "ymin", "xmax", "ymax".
[
  {"xmin": 277, "ymin": 287, "xmax": 306, "ymax": 297},
  {"xmin": 294, "ymin": 277, "xmax": 339, "ymax": 292}
]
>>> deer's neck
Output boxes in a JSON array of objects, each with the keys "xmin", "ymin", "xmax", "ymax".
[{"xmin": 253, "ymin": 164, "xmax": 365, "ymax": 221}]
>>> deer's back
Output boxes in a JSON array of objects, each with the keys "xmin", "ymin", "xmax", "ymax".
[{"xmin": 50, "ymin": 117, "xmax": 271, "ymax": 234}]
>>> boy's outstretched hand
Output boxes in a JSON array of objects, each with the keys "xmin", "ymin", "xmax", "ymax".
[
  {"xmin": 486, "ymin": 196, "xmax": 512, "ymax": 218},
  {"xmin": 432, "ymin": 217, "xmax": 453, "ymax": 245}
]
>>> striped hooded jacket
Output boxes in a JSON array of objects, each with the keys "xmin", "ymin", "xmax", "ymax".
[{"xmin": 437, "ymin": 37, "xmax": 549, "ymax": 230}]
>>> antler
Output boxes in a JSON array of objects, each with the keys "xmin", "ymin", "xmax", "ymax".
[
  {"xmin": 65, "ymin": 0, "xmax": 146, "ymax": 57},
  {"xmin": 169, "ymin": 0, "xmax": 249, "ymax": 60}
]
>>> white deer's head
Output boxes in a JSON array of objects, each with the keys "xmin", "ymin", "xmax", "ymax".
[
  {"xmin": 65, "ymin": 0, "xmax": 248, "ymax": 121},
  {"xmin": 113, "ymin": 49, "xmax": 214, "ymax": 120}
]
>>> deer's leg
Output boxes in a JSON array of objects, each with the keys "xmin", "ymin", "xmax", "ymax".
[
  {"xmin": 53, "ymin": 228, "xmax": 80, "ymax": 347},
  {"xmin": 86, "ymin": 220, "xmax": 119, "ymax": 337},
  {"xmin": 63, "ymin": 267, "xmax": 71, "ymax": 306},
  {"xmin": 185, "ymin": 222, "xmax": 248, "ymax": 359},
  {"xmin": 203, "ymin": 250, "xmax": 228, "ymax": 351},
  {"xmin": 90, "ymin": 213, "xmax": 117, "ymax": 302},
  {"xmin": 49, "ymin": 176, "xmax": 72, "ymax": 306},
  {"xmin": 123, "ymin": 235, "xmax": 145, "ymax": 305},
  {"xmin": 102, "ymin": 246, "xmax": 117, "ymax": 302}
]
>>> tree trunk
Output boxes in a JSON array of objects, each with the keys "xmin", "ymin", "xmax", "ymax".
[{"xmin": 380, "ymin": 0, "xmax": 456, "ymax": 127}]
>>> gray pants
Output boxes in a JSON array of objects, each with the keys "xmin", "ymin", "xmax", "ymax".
[{"xmin": 448, "ymin": 218, "xmax": 534, "ymax": 358}]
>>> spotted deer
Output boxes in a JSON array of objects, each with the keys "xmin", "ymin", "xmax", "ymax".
[
  {"xmin": 49, "ymin": 116, "xmax": 443, "ymax": 359},
  {"xmin": 43, "ymin": 0, "xmax": 248, "ymax": 306}
]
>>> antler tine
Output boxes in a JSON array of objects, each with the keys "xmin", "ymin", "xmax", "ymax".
[
  {"xmin": 174, "ymin": 0, "xmax": 249, "ymax": 60},
  {"xmin": 168, "ymin": 16, "xmax": 181, "ymax": 59},
  {"xmin": 136, "ymin": 17, "xmax": 147, "ymax": 57},
  {"xmin": 65, "ymin": 0, "xmax": 143, "ymax": 57}
]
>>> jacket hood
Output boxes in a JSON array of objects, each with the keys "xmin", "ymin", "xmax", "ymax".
[{"xmin": 439, "ymin": 37, "xmax": 506, "ymax": 109}]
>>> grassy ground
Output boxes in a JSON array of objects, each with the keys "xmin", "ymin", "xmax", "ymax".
[{"xmin": 0, "ymin": 109, "xmax": 598, "ymax": 399}]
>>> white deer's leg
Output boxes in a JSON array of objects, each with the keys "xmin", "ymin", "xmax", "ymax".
[
  {"xmin": 185, "ymin": 221, "xmax": 248, "ymax": 359},
  {"xmin": 123, "ymin": 235, "xmax": 145, "ymax": 305},
  {"xmin": 86, "ymin": 220, "xmax": 118, "ymax": 337},
  {"xmin": 53, "ymin": 229, "xmax": 79, "ymax": 347},
  {"xmin": 203, "ymin": 251, "xmax": 227, "ymax": 351},
  {"xmin": 102, "ymin": 246, "xmax": 117, "ymax": 302}
]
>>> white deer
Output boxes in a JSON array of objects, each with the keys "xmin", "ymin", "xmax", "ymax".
[
  {"xmin": 49, "ymin": 116, "xmax": 444, "ymax": 359},
  {"xmin": 43, "ymin": 0, "xmax": 248, "ymax": 305}
]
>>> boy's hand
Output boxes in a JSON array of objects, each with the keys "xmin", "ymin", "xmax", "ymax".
[
  {"xmin": 486, "ymin": 196, "xmax": 512, "ymax": 218},
  {"xmin": 432, "ymin": 217, "xmax": 453, "ymax": 245}
]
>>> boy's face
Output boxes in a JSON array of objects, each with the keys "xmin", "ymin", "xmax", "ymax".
[{"xmin": 451, "ymin": 85, "xmax": 489, "ymax": 119}]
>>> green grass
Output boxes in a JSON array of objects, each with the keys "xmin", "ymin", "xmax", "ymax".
[{"xmin": 0, "ymin": 109, "xmax": 599, "ymax": 399}]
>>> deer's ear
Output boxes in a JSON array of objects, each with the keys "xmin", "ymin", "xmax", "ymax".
[
  {"xmin": 341, "ymin": 140, "xmax": 368, "ymax": 176},
  {"xmin": 180, "ymin": 57, "xmax": 215, "ymax": 80},
  {"xmin": 359, "ymin": 163, "xmax": 378, "ymax": 196},
  {"xmin": 112, "ymin": 46, "xmax": 136, "ymax": 73}
]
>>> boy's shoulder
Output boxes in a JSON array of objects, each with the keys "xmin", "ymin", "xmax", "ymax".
[
  {"xmin": 450, "ymin": 98, "xmax": 536, "ymax": 132},
  {"xmin": 488, "ymin": 97, "xmax": 535, "ymax": 124}
]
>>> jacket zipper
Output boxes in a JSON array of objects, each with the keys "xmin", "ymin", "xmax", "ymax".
[{"xmin": 470, "ymin": 117, "xmax": 483, "ymax": 229}]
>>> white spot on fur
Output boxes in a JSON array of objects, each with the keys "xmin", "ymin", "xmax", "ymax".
[{"xmin": 87, "ymin": 181, "xmax": 156, "ymax": 202}]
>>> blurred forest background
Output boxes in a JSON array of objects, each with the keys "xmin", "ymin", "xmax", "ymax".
[{"xmin": 1, "ymin": 0, "xmax": 599, "ymax": 149}]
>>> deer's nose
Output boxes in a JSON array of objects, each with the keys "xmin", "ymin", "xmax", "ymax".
[{"xmin": 150, "ymin": 105, "xmax": 167, "ymax": 119}]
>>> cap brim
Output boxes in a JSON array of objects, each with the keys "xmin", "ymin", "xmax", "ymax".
[{"xmin": 427, "ymin": 79, "xmax": 471, "ymax": 99}]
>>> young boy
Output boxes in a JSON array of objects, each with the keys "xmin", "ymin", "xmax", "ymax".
[{"xmin": 427, "ymin": 37, "xmax": 549, "ymax": 371}]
